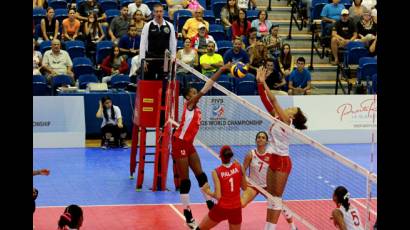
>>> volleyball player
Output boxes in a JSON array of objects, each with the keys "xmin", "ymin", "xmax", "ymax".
[
  {"xmin": 172, "ymin": 62, "xmax": 232, "ymax": 229},
  {"xmin": 255, "ymin": 66, "xmax": 307, "ymax": 230},
  {"xmin": 241, "ymin": 131, "xmax": 297, "ymax": 230},
  {"xmin": 196, "ymin": 145, "xmax": 247, "ymax": 230},
  {"xmin": 331, "ymin": 186, "xmax": 364, "ymax": 230}
]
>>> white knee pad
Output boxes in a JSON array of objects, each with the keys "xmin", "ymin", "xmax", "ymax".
[
  {"xmin": 282, "ymin": 206, "xmax": 292, "ymax": 219},
  {"xmin": 267, "ymin": 196, "xmax": 282, "ymax": 211}
]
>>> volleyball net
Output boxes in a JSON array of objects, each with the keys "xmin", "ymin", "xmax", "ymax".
[{"xmin": 164, "ymin": 51, "xmax": 377, "ymax": 230}]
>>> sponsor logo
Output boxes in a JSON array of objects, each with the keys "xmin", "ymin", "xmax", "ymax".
[
  {"xmin": 33, "ymin": 121, "xmax": 51, "ymax": 127},
  {"xmin": 336, "ymin": 97, "xmax": 377, "ymax": 122}
]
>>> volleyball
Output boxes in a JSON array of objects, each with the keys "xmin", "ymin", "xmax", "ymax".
[{"xmin": 230, "ymin": 62, "xmax": 248, "ymax": 78}]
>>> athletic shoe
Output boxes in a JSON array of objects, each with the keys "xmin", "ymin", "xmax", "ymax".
[
  {"xmin": 101, "ymin": 141, "xmax": 109, "ymax": 150},
  {"xmin": 183, "ymin": 209, "xmax": 197, "ymax": 229},
  {"xmin": 206, "ymin": 200, "xmax": 214, "ymax": 210}
]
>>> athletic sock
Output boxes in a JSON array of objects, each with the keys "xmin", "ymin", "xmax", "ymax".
[
  {"xmin": 264, "ymin": 222, "xmax": 276, "ymax": 230},
  {"xmin": 180, "ymin": 194, "xmax": 190, "ymax": 209}
]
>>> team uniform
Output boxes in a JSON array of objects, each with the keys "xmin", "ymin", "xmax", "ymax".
[
  {"xmin": 337, "ymin": 206, "xmax": 364, "ymax": 230},
  {"xmin": 267, "ymin": 120, "xmax": 292, "ymax": 174},
  {"xmin": 208, "ymin": 162, "xmax": 243, "ymax": 225},
  {"xmin": 248, "ymin": 149, "xmax": 272, "ymax": 189},
  {"xmin": 172, "ymin": 102, "xmax": 201, "ymax": 158}
]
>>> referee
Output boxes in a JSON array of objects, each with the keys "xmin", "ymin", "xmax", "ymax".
[{"xmin": 139, "ymin": 3, "xmax": 177, "ymax": 80}]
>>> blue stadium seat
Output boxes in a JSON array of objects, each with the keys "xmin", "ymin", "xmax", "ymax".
[
  {"xmin": 344, "ymin": 42, "xmax": 369, "ymax": 67},
  {"xmin": 163, "ymin": 10, "xmax": 170, "ymax": 22},
  {"xmin": 54, "ymin": 9, "xmax": 68, "ymax": 24},
  {"xmin": 110, "ymin": 74, "xmax": 131, "ymax": 89},
  {"xmin": 236, "ymin": 81, "xmax": 257, "ymax": 95},
  {"xmin": 233, "ymin": 73, "xmax": 255, "ymax": 89},
  {"xmin": 33, "ymin": 8, "xmax": 46, "ymax": 26},
  {"xmin": 216, "ymin": 40, "xmax": 233, "ymax": 56},
  {"xmin": 34, "ymin": 24, "xmax": 42, "ymax": 40},
  {"xmin": 105, "ymin": 9, "xmax": 120, "ymax": 24},
  {"xmin": 120, "ymin": 0, "xmax": 133, "ymax": 7},
  {"xmin": 73, "ymin": 57, "xmax": 95, "ymax": 77},
  {"xmin": 203, "ymin": 10, "xmax": 215, "ymax": 24},
  {"xmin": 209, "ymin": 24, "xmax": 225, "ymax": 41},
  {"xmin": 76, "ymin": 0, "xmax": 86, "ymax": 6},
  {"xmin": 211, "ymin": 0, "xmax": 226, "ymax": 20},
  {"xmin": 145, "ymin": 0, "xmax": 161, "ymax": 11},
  {"xmin": 357, "ymin": 57, "xmax": 377, "ymax": 86},
  {"xmin": 33, "ymin": 75, "xmax": 47, "ymax": 83},
  {"xmin": 51, "ymin": 75, "xmax": 74, "ymax": 95},
  {"xmin": 246, "ymin": 10, "xmax": 259, "ymax": 22},
  {"xmin": 370, "ymin": 73, "xmax": 377, "ymax": 94},
  {"xmin": 198, "ymin": 0, "xmax": 207, "ymax": 10},
  {"xmin": 48, "ymin": 0, "xmax": 68, "ymax": 9},
  {"xmin": 211, "ymin": 81, "xmax": 233, "ymax": 95},
  {"xmin": 40, "ymin": 40, "xmax": 52, "ymax": 54},
  {"xmin": 173, "ymin": 10, "xmax": 193, "ymax": 33},
  {"xmin": 310, "ymin": 3, "xmax": 326, "ymax": 20},
  {"xmin": 96, "ymin": 41, "xmax": 114, "ymax": 64},
  {"xmin": 65, "ymin": 40, "xmax": 86, "ymax": 59},
  {"xmin": 78, "ymin": 74, "xmax": 99, "ymax": 89},
  {"xmin": 177, "ymin": 40, "xmax": 184, "ymax": 49},
  {"xmin": 33, "ymin": 75, "xmax": 49, "ymax": 96},
  {"xmin": 100, "ymin": 0, "xmax": 119, "ymax": 11}
]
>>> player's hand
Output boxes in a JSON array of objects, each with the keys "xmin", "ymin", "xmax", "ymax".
[
  {"xmin": 221, "ymin": 62, "xmax": 232, "ymax": 72},
  {"xmin": 39, "ymin": 169, "xmax": 50, "ymax": 176},
  {"xmin": 256, "ymin": 66, "xmax": 268, "ymax": 82}
]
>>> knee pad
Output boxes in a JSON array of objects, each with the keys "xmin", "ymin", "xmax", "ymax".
[
  {"xmin": 267, "ymin": 196, "xmax": 282, "ymax": 211},
  {"xmin": 282, "ymin": 206, "xmax": 292, "ymax": 219},
  {"xmin": 195, "ymin": 172, "xmax": 208, "ymax": 188},
  {"xmin": 180, "ymin": 179, "xmax": 191, "ymax": 194}
]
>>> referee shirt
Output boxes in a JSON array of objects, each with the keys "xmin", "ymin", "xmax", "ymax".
[{"xmin": 139, "ymin": 19, "xmax": 177, "ymax": 64}]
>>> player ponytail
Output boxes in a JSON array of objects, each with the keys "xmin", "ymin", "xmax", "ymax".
[
  {"xmin": 334, "ymin": 186, "xmax": 350, "ymax": 212},
  {"xmin": 58, "ymin": 204, "xmax": 83, "ymax": 229},
  {"xmin": 293, "ymin": 107, "xmax": 307, "ymax": 130},
  {"xmin": 219, "ymin": 145, "xmax": 234, "ymax": 164}
]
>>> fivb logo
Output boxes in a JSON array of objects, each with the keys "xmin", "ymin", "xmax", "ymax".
[{"xmin": 211, "ymin": 98, "xmax": 224, "ymax": 119}]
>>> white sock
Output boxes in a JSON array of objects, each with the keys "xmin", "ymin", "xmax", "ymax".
[
  {"xmin": 264, "ymin": 223, "xmax": 276, "ymax": 230},
  {"xmin": 200, "ymin": 185, "xmax": 212, "ymax": 201},
  {"xmin": 290, "ymin": 223, "xmax": 296, "ymax": 230},
  {"xmin": 180, "ymin": 194, "xmax": 190, "ymax": 209}
]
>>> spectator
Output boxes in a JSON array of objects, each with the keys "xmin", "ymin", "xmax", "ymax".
[
  {"xmin": 33, "ymin": 0, "xmax": 46, "ymax": 8},
  {"xmin": 33, "ymin": 39, "xmax": 43, "ymax": 75},
  {"xmin": 262, "ymin": 24, "xmax": 282, "ymax": 59},
  {"xmin": 279, "ymin": 43, "xmax": 295, "ymax": 78},
  {"xmin": 101, "ymin": 45, "xmax": 129, "ymax": 83},
  {"xmin": 237, "ymin": 0, "xmax": 257, "ymax": 10},
  {"xmin": 33, "ymin": 169, "xmax": 50, "ymax": 215},
  {"xmin": 128, "ymin": 0, "xmax": 152, "ymax": 20},
  {"xmin": 42, "ymin": 39, "xmax": 74, "ymax": 81},
  {"xmin": 166, "ymin": 0, "xmax": 188, "ymax": 21},
  {"xmin": 62, "ymin": 8, "xmax": 82, "ymax": 41},
  {"xmin": 223, "ymin": 38, "xmax": 249, "ymax": 65},
  {"xmin": 130, "ymin": 10, "xmax": 146, "ymax": 34},
  {"xmin": 186, "ymin": 0, "xmax": 204, "ymax": 14},
  {"xmin": 248, "ymin": 41, "xmax": 268, "ymax": 76},
  {"xmin": 356, "ymin": 9, "xmax": 377, "ymax": 46},
  {"xmin": 39, "ymin": 7, "xmax": 59, "ymax": 44},
  {"xmin": 83, "ymin": 13, "xmax": 105, "ymax": 58},
  {"xmin": 109, "ymin": 6, "xmax": 130, "ymax": 44},
  {"xmin": 176, "ymin": 38, "xmax": 199, "ymax": 88},
  {"xmin": 231, "ymin": 8, "xmax": 251, "ymax": 40},
  {"xmin": 96, "ymin": 96, "xmax": 128, "ymax": 149},
  {"xmin": 362, "ymin": 0, "xmax": 377, "ymax": 12},
  {"xmin": 244, "ymin": 27, "xmax": 257, "ymax": 49},
  {"xmin": 264, "ymin": 58, "xmax": 287, "ymax": 95},
  {"xmin": 349, "ymin": 0, "xmax": 368, "ymax": 24},
  {"xmin": 119, "ymin": 25, "xmax": 141, "ymax": 58},
  {"xmin": 288, "ymin": 57, "xmax": 311, "ymax": 95},
  {"xmin": 57, "ymin": 204, "xmax": 83, "ymax": 230},
  {"xmin": 320, "ymin": 0, "xmax": 345, "ymax": 36},
  {"xmin": 251, "ymin": 10, "xmax": 273, "ymax": 39},
  {"xmin": 182, "ymin": 9, "xmax": 209, "ymax": 39},
  {"xmin": 199, "ymin": 41, "xmax": 224, "ymax": 76},
  {"xmin": 331, "ymin": 9, "xmax": 357, "ymax": 64},
  {"xmin": 190, "ymin": 23, "xmax": 218, "ymax": 56},
  {"xmin": 76, "ymin": 0, "xmax": 106, "ymax": 23},
  {"xmin": 220, "ymin": 0, "xmax": 239, "ymax": 35}
]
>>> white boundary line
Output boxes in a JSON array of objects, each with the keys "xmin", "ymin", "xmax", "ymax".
[{"xmin": 168, "ymin": 204, "xmax": 186, "ymax": 220}]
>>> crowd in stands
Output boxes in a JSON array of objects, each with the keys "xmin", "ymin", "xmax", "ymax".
[{"xmin": 33, "ymin": 0, "xmax": 377, "ymax": 95}]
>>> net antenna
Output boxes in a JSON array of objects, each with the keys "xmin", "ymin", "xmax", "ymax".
[{"xmin": 166, "ymin": 56, "xmax": 377, "ymax": 230}]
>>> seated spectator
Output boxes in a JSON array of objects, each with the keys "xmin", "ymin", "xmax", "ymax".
[
  {"xmin": 223, "ymin": 38, "xmax": 249, "ymax": 65},
  {"xmin": 33, "ymin": 0, "xmax": 46, "ymax": 8},
  {"xmin": 362, "ymin": 0, "xmax": 377, "ymax": 13},
  {"xmin": 288, "ymin": 57, "xmax": 311, "ymax": 95},
  {"xmin": 39, "ymin": 7, "xmax": 59, "ymax": 44},
  {"xmin": 220, "ymin": 0, "xmax": 239, "ymax": 35},
  {"xmin": 109, "ymin": 6, "xmax": 130, "ymax": 44},
  {"xmin": 42, "ymin": 39, "xmax": 74, "ymax": 81},
  {"xmin": 331, "ymin": 9, "xmax": 358, "ymax": 64},
  {"xmin": 264, "ymin": 58, "xmax": 287, "ymax": 95},
  {"xmin": 33, "ymin": 169, "xmax": 50, "ymax": 215},
  {"xmin": 33, "ymin": 39, "xmax": 43, "ymax": 75},
  {"xmin": 231, "ymin": 9, "xmax": 251, "ymax": 41},
  {"xmin": 279, "ymin": 43, "xmax": 294, "ymax": 78},
  {"xmin": 262, "ymin": 24, "xmax": 282, "ymax": 59},
  {"xmin": 349, "ymin": 0, "xmax": 368, "ymax": 24},
  {"xmin": 76, "ymin": 0, "xmax": 107, "ymax": 24},
  {"xmin": 251, "ymin": 10, "xmax": 272, "ymax": 39},
  {"xmin": 186, "ymin": 0, "xmax": 204, "ymax": 14},
  {"xmin": 182, "ymin": 9, "xmax": 209, "ymax": 39},
  {"xmin": 83, "ymin": 13, "xmax": 105, "ymax": 58},
  {"xmin": 130, "ymin": 10, "xmax": 146, "ymax": 34},
  {"xmin": 237, "ymin": 0, "xmax": 257, "ymax": 10},
  {"xmin": 62, "ymin": 8, "xmax": 82, "ymax": 41},
  {"xmin": 191, "ymin": 23, "xmax": 217, "ymax": 56},
  {"xmin": 119, "ymin": 25, "xmax": 141, "ymax": 58},
  {"xmin": 356, "ymin": 9, "xmax": 377, "ymax": 46},
  {"xmin": 167, "ymin": 0, "xmax": 188, "ymax": 21},
  {"xmin": 320, "ymin": 0, "xmax": 345, "ymax": 37},
  {"xmin": 57, "ymin": 204, "xmax": 83, "ymax": 230},
  {"xmin": 128, "ymin": 0, "xmax": 152, "ymax": 21},
  {"xmin": 243, "ymin": 27, "xmax": 257, "ymax": 49},
  {"xmin": 177, "ymin": 38, "xmax": 199, "ymax": 87},
  {"xmin": 101, "ymin": 45, "xmax": 129, "ymax": 83},
  {"xmin": 199, "ymin": 41, "xmax": 224, "ymax": 76},
  {"xmin": 248, "ymin": 41, "xmax": 268, "ymax": 76},
  {"xmin": 96, "ymin": 96, "xmax": 128, "ymax": 149}
]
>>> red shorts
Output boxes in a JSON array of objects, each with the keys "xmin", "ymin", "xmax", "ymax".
[
  {"xmin": 171, "ymin": 137, "xmax": 196, "ymax": 159},
  {"xmin": 269, "ymin": 155, "xmax": 292, "ymax": 174},
  {"xmin": 208, "ymin": 205, "xmax": 242, "ymax": 225}
]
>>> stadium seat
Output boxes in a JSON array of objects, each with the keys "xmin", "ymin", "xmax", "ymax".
[
  {"xmin": 54, "ymin": 9, "xmax": 68, "ymax": 24},
  {"xmin": 370, "ymin": 73, "xmax": 377, "ymax": 94},
  {"xmin": 177, "ymin": 40, "xmax": 184, "ymax": 49},
  {"xmin": 33, "ymin": 8, "xmax": 46, "ymax": 26},
  {"xmin": 105, "ymin": 9, "xmax": 120, "ymax": 24},
  {"xmin": 78, "ymin": 74, "xmax": 99, "ymax": 89},
  {"xmin": 40, "ymin": 40, "xmax": 52, "ymax": 54},
  {"xmin": 357, "ymin": 57, "xmax": 377, "ymax": 88},
  {"xmin": 211, "ymin": 0, "xmax": 226, "ymax": 20},
  {"xmin": 203, "ymin": 10, "xmax": 215, "ymax": 24},
  {"xmin": 246, "ymin": 10, "xmax": 259, "ymax": 22},
  {"xmin": 216, "ymin": 40, "xmax": 233, "ymax": 56},
  {"xmin": 344, "ymin": 42, "xmax": 369, "ymax": 67},
  {"xmin": 96, "ymin": 41, "xmax": 114, "ymax": 64},
  {"xmin": 33, "ymin": 75, "xmax": 49, "ymax": 96},
  {"xmin": 73, "ymin": 57, "xmax": 95, "ymax": 77},
  {"xmin": 100, "ymin": 0, "xmax": 119, "ymax": 11},
  {"xmin": 50, "ymin": 75, "xmax": 74, "ymax": 95},
  {"xmin": 209, "ymin": 24, "xmax": 225, "ymax": 41},
  {"xmin": 34, "ymin": 24, "xmax": 42, "ymax": 40},
  {"xmin": 110, "ymin": 74, "xmax": 131, "ymax": 89},
  {"xmin": 173, "ymin": 10, "xmax": 193, "ymax": 33},
  {"xmin": 65, "ymin": 40, "xmax": 86, "ymax": 59},
  {"xmin": 120, "ymin": 0, "xmax": 133, "ymax": 7},
  {"xmin": 145, "ymin": 0, "xmax": 161, "ymax": 11},
  {"xmin": 48, "ymin": 0, "xmax": 68, "ymax": 9},
  {"xmin": 236, "ymin": 81, "xmax": 257, "ymax": 95},
  {"xmin": 163, "ymin": 10, "xmax": 170, "ymax": 22},
  {"xmin": 311, "ymin": 3, "xmax": 326, "ymax": 20}
]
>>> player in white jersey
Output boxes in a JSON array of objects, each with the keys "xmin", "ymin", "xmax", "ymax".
[
  {"xmin": 331, "ymin": 186, "xmax": 364, "ymax": 230},
  {"xmin": 241, "ymin": 131, "xmax": 297, "ymax": 230}
]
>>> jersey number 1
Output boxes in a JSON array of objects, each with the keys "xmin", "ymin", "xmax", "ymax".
[{"xmin": 229, "ymin": 177, "xmax": 234, "ymax": 192}]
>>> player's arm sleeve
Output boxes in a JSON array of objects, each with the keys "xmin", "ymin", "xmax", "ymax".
[
  {"xmin": 169, "ymin": 23, "xmax": 177, "ymax": 57},
  {"xmin": 257, "ymin": 83, "xmax": 274, "ymax": 114},
  {"xmin": 139, "ymin": 22, "xmax": 150, "ymax": 64}
]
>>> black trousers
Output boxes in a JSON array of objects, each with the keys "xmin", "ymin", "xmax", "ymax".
[
  {"xmin": 101, "ymin": 124, "xmax": 127, "ymax": 142},
  {"xmin": 144, "ymin": 59, "xmax": 167, "ymax": 81}
]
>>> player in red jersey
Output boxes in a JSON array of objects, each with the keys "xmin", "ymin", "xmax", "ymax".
[
  {"xmin": 172, "ymin": 63, "xmax": 232, "ymax": 229},
  {"xmin": 196, "ymin": 145, "xmax": 247, "ymax": 230},
  {"xmin": 256, "ymin": 67, "xmax": 307, "ymax": 230}
]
